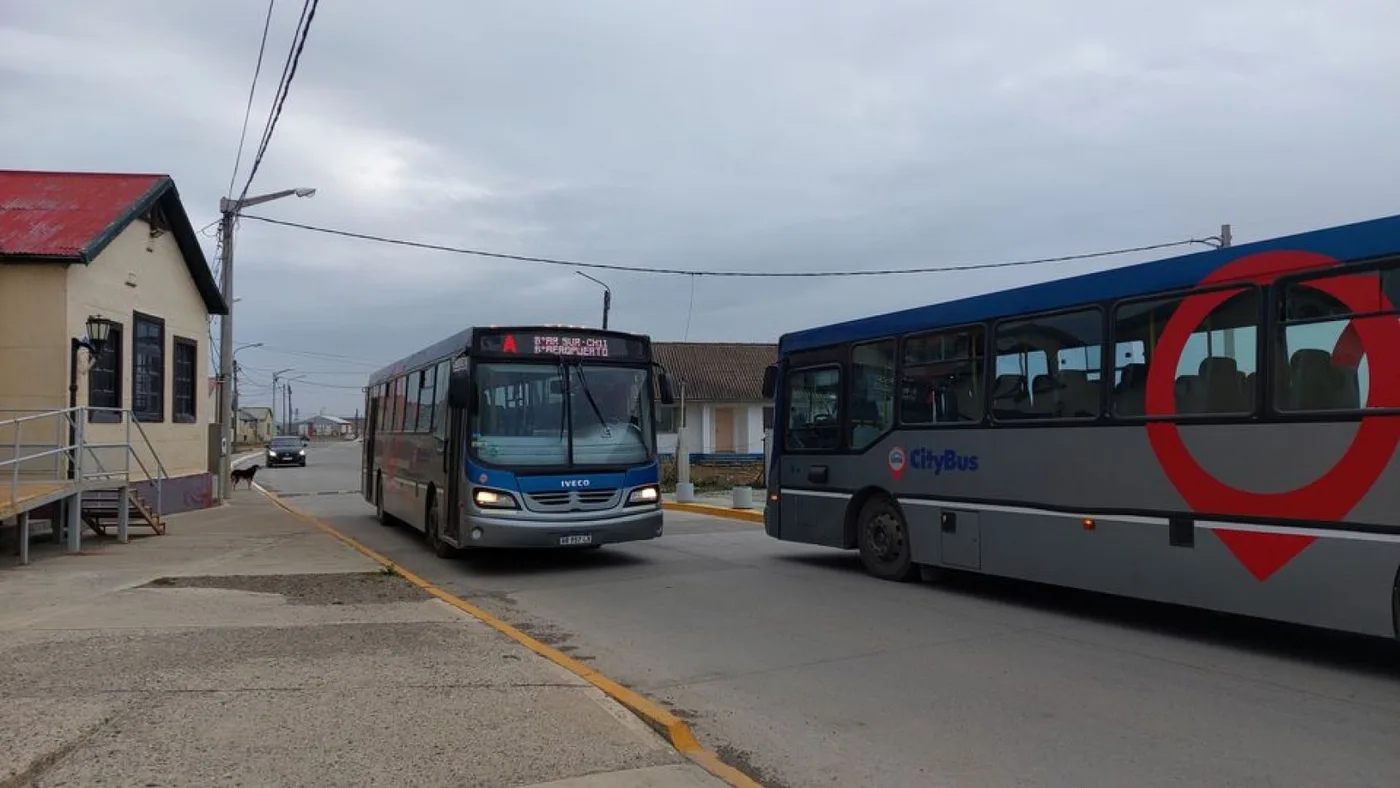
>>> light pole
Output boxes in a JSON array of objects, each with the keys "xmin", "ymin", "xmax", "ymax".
[
  {"xmin": 270, "ymin": 367, "xmax": 294, "ymax": 435},
  {"xmin": 575, "ymin": 271, "xmax": 611, "ymax": 330},
  {"xmin": 217, "ymin": 188, "xmax": 315, "ymax": 501},
  {"xmin": 231, "ymin": 342, "xmax": 263, "ymax": 444}
]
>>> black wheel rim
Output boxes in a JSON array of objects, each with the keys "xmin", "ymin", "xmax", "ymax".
[{"xmin": 865, "ymin": 509, "xmax": 906, "ymax": 566}]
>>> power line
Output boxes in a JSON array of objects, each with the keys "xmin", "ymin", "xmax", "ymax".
[
  {"xmin": 240, "ymin": 344, "xmax": 386, "ymax": 367},
  {"xmin": 228, "ymin": 0, "xmax": 279, "ymax": 198},
  {"xmin": 240, "ymin": 214, "xmax": 1211, "ymax": 279},
  {"xmin": 236, "ymin": 0, "xmax": 319, "ymax": 205}
]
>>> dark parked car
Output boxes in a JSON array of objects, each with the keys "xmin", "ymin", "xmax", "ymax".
[{"xmin": 265, "ymin": 436, "xmax": 307, "ymax": 467}]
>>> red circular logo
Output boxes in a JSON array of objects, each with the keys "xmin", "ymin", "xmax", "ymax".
[{"xmin": 1145, "ymin": 250, "xmax": 1400, "ymax": 521}]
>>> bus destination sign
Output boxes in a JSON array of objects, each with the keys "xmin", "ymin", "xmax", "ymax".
[{"xmin": 476, "ymin": 330, "xmax": 647, "ymax": 360}]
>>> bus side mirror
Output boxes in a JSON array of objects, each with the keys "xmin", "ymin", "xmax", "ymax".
[
  {"xmin": 448, "ymin": 370, "xmax": 472, "ymax": 409},
  {"xmin": 761, "ymin": 364, "xmax": 778, "ymax": 399},
  {"xmin": 657, "ymin": 372, "xmax": 675, "ymax": 405}
]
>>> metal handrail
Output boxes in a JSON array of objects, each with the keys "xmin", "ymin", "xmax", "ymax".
[{"xmin": 2, "ymin": 406, "xmax": 169, "ymax": 517}]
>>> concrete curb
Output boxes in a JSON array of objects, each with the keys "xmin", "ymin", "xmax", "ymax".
[
  {"xmin": 252, "ymin": 485, "xmax": 763, "ymax": 788},
  {"xmin": 663, "ymin": 502, "xmax": 764, "ymax": 524}
]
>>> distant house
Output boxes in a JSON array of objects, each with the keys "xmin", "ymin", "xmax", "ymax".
[
  {"xmin": 295, "ymin": 413, "xmax": 354, "ymax": 438},
  {"xmin": 236, "ymin": 407, "xmax": 274, "ymax": 444},
  {"xmin": 651, "ymin": 342, "xmax": 776, "ymax": 459},
  {"xmin": 0, "ymin": 170, "xmax": 228, "ymax": 514}
]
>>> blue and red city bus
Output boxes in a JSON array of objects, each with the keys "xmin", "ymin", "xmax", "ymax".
[
  {"xmin": 363, "ymin": 325, "xmax": 675, "ymax": 557},
  {"xmin": 762, "ymin": 213, "xmax": 1400, "ymax": 638}
]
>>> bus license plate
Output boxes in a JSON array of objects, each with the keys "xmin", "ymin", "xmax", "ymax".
[{"xmin": 559, "ymin": 534, "xmax": 592, "ymax": 546}]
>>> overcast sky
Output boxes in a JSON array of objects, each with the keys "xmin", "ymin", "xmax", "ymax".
[{"xmin": 4, "ymin": 1, "xmax": 1399, "ymax": 416}]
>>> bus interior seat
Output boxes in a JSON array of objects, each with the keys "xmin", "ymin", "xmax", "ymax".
[
  {"xmin": 992, "ymin": 374, "xmax": 1028, "ymax": 418},
  {"xmin": 1290, "ymin": 348, "xmax": 1358, "ymax": 410},
  {"xmin": 1174, "ymin": 374, "xmax": 1202, "ymax": 413},
  {"xmin": 850, "ymin": 399, "xmax": 883, "ymax": 446},
  {"xmin": 1057, "ymin": 369, "xmax": 1097, "ymax": 417},
  {"xmin": 1030, "ymin": 374, "xmax": 1056, "ymax": 415},
  {"xmin": 1198, "ymin": 356, "xmax": 1248, "ymax": 413},
  {"xmin": 1115, "ymin": 363, "xmax": 1148, "ymax": 415}
]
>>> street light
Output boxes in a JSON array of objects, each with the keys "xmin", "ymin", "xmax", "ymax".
[
  {"xmin": 217, "ymin": 187, "xmax": 316, "ymax": 501},
  {"xmin": 229, "ymin": 342, "xmax": 264, "ymax": 436},
  {"xmin": 575, "ymin": 271, "xmax": 611, "ymax": 329}
]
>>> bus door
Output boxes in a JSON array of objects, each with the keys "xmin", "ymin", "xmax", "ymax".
[
  {"xmin": 778, "ymin": 359, "xmax": 849, "ymax": 548},
  {"xmin": 363, "ymin": 394, "xmax": 380, "ymax": 499},
  {"xmin": 442, "ymin": 395, "xmax": 467, "ymax": 546}
]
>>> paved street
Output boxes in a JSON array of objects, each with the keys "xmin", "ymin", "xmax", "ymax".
[{"xmin": 258, "ymin": 442, "xmax": 1400, "ymax": 788}]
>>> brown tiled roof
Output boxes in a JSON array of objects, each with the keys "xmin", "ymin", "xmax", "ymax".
[{"xmin": 652, "ymin": 342, "xmax": 776, "ymax": 402}]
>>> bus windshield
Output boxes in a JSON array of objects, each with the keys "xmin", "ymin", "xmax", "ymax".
[{"xmin": 470, "ymin": 362, "xmax": 654, "ymax": 468}]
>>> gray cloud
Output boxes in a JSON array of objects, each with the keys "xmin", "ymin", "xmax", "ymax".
[{"xmin": 4, "ymin": 0, "xmax": 1399, "ymax": 415}]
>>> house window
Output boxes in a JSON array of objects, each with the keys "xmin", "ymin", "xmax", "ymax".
[
  {"xmin": 656, "ymin": 405, "xmax": 679, "ymax": 433},
  {"xmin": 762, "ymin": 405, "xmax": 774, "ymax": 430},
  {"xmin": 88, "ymin": 321, "xmax": 123, "ymax": 423},
  {"xmin": 132, "ymin": 312, "xmax": 165, "ymax": 422},
  {"xmin": 173, "ymin": 337, "xmax": 198, "ymax": 423}
]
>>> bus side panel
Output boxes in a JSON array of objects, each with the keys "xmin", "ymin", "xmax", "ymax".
[
  {"xmin": 783, "ymin": 420, "xmax": 1400, "ymax": 637},
  {"xmin": 957, "ymin": 509, "xmax": 1400, "ymax": 638}
]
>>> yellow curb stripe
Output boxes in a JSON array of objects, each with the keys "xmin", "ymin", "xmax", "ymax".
[
  {"xmin": 255, "ymin": 486, "xmax": 762, "ymax": 788},
  {"xmin": 663, "ymin": 501, "xmax": 765, "ymax": 524}
]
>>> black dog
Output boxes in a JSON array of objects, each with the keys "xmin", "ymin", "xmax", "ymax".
[{"xmin": 231, "ymin": 463, "xmax": 260, "ymax": 489}]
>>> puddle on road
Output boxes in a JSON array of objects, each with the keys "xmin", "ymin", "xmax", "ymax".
[{"xmin": 141, "ymin": 572, "xmax": 430, "ymax": 606}]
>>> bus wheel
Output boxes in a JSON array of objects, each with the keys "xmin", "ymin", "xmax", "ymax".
[
  {"xmin": 375, "ymin": 475, "xmax": 391, "ymax": 526},
  {"xmin": 426, "ymin": 497, "xmax": 455, "ymax": 559},
  {"xmin": 856, "ymin": 496, "xmax": 917, "ymax": 582}
]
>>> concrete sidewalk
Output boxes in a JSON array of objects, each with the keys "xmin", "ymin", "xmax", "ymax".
[{"xmin": 0, "ymin": 492, "xmax": 724, "ymax": 787}]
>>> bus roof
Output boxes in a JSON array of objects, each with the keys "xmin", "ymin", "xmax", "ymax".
[
  {"xmin": 366, "ymin": 325, "xmax": 654, "ymax": 388},
  {"xmin": 778, "ymin": 211, "xmax": 1400, "ymax": 356}
]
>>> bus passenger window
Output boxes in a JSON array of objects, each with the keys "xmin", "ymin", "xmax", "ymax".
[
  {"xmin": 993, "ymin": 308, "xmax": 1103, "ymax": 420},
  {"xmin": 785, "ymin": 367, "xmax": 842, "ymax": 451},
  {"xmin": 1111, "ymin": 287, "xmax": 1258, "ymax": 417},
  {"xmin": 900, "ymin": 328, "xmax": 984, "ymax": 425},
  {"xmin": 849, "ymin": 340, "xmax": 896, "ymax": 450},
  {"xmin": 1275, "ymin": 266, "xmax": 1397, "ymax": 412}
]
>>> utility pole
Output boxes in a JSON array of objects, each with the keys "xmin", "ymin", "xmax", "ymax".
[
  {"xmin": 1219, "ymin": 224, "xmax": 1232, "ymax": 248},
  {"xmin": 215, "ymin": 187, "xmax": 316, "ymax": 500},
  {"xmin": 232, "ymin": 360, "xmax": 240, "ymax": 444},
  {"xmin": 217, "ymin": 211, "xmax": 236, "ymax": 499},
  {"xmin": 575, "ymin": 271, "xmax": 611, "ymax": 330},
  {"xmin": 270, "ymin": 368, "xmax": 293, "ymax": 433}
]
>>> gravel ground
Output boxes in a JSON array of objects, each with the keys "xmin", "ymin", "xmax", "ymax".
[{"xmin": 141, "ymin": 571, "xmax": 431, "ymax": 606}]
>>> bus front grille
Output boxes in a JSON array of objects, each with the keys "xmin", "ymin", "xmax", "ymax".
[{"xmin": 524, "ymin": 489, "xmax": 620, "ymax": 512}]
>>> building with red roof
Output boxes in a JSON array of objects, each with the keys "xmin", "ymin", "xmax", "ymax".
[{"xmin": 0, "ymin": 170, "xmax": 229, "ymax": 518}]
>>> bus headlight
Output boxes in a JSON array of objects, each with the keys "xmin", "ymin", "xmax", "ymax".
[
  {"xmin": 626, "ymin": 485, "xmax": 659, "ymax": 505},
  {"xmin": 473, "ymin": 488, "xmax": 518, "ymax": 510}
]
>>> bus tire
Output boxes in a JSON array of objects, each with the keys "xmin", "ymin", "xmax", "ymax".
[
  {"xmin": 1392, "ymin": 566, "xmax": 1400, "ymax": 639},
  {"xmin": 426, "ymin": 494, "xmax": 455, "ymax": 559},
  {"xmin": 375, "ymin": 474, "xmax": 391, "ymax": 526},
  {"xmin": 856, "ymin": 495, "xmax": 917, "ymax": 582}
]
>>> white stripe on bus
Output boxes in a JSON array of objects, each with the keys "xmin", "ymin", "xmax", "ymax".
[{"xmin": 776, "ymin": 489, "xmax": 1400, "ymax": 544}]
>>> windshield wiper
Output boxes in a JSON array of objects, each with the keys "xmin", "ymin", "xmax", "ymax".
[{"xmin": 572, "ymin": 363, "xmax": 611, "ymax": 438}]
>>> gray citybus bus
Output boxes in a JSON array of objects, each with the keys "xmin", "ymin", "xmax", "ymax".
[
  {"xmin": 762, "ymin": 213, "xmax": 1400, "ymax": 638},
  {"xmin": 363, "ymin": 325, "xmax": 675, "ymax": 557}
]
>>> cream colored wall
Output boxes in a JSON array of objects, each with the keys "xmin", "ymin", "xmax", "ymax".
[
  {"xmin": 68, "ymin": 218, "xmax": 213, "ymax": 478},
  {"xmin": 0, "ymin": 265, "xmax": 68, "ymax": 414}
]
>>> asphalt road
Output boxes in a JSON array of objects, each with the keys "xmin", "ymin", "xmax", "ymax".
[{"xmin": 251, "ymin": 442, "xmax": 1400, "ymax": 788}]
